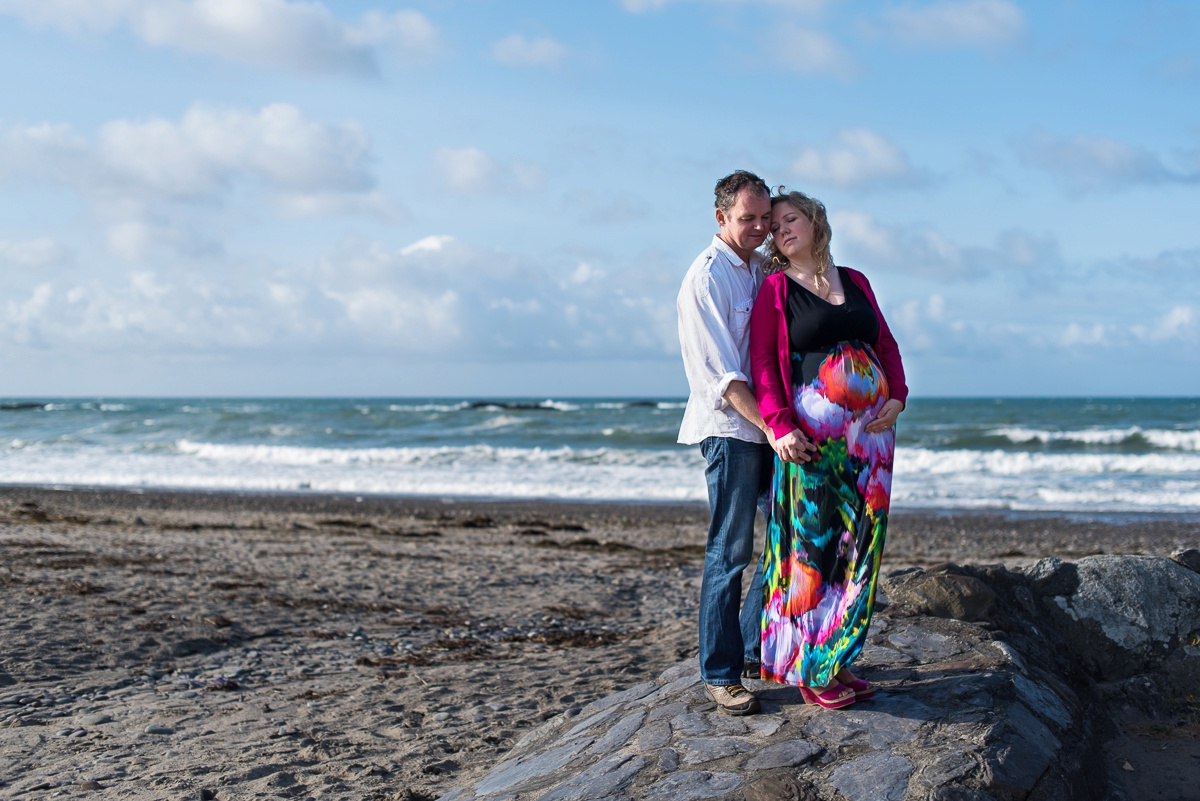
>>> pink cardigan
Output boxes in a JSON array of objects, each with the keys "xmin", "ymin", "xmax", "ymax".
[{"xmin": 749, "ymin": 267, "xmax": 908, "ymax": 440}]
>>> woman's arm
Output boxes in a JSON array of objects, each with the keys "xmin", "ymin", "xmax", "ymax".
[
  {"xmin": 749, "ymin": 276, "xmax": 798, "ymax": 439},
  {"xmin": 844, "ymin": 268, "xmax": 908, "ymax": 405},
  {"xmin": 750, "ymin": 279, "xmax": 817, "ymax": 462}
]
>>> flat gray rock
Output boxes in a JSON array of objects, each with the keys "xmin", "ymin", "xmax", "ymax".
[
  {"xmin": 634, "ymin": 721, "xmax": 671, "ymax": 752},
  {"xmin": 885, "ymin": 625, "xmax": 969, "ymax": 662},
  {"xmin": 742, "ymin": 738, "xmax": 821, "ymax": 770},
  {"xmin": 537, "ymin": 753, "xmax": 647, "ymax": 801},
  {"xmin": 830, "ymin": 751, "xmax": 914, "ymax": 801},
  {"xmin": 585, "ymin": 709, "xmax": 645, "ymax": 756},
  {"xmin": 639, "ymin": 770, "xmax": 742, "ymax": 801},
  {"xmin": 984, "ymin": 702, "xmax": 1061, "ymax": 795},
  {"xmin": 674, "ymin": 736, "xmax": 754, "ymax": 765},
  {"xmin": 802, "ymin": 694, "xmax": 934, "ymax": 750},
  {"xmin": 1012, "ymin": 673, "xmax": 1072, "ymax": 729},
  {"xmin": 470, "ymin": 739, "xmax": 595, "ymax": 798},
  {"xmin": 440, "ymin": 555, "xmax": 1200, "ymax": 801}
]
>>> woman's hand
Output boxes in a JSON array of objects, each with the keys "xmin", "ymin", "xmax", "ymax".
[
  {"xmin": 773, "ymin": 429, "xmax": 818, "ymax": 463},
  {"xmin": 864, "ymin": 399, "xmax": 904, "ymax": 433}
]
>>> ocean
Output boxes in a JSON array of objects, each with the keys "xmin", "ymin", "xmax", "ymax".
[{"xmin": 1, "ymin": 397, "xmax": 1199, "ymax": 516}]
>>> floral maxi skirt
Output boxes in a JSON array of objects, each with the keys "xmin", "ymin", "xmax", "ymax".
[{"xmin": 761, "ymin": 341, "xmax": 896, "ymax": 688}]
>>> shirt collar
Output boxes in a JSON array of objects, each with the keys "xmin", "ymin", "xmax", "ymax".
[{"xmin": 711, "ymin": 234, "xmax": 766, "ymax": 273}]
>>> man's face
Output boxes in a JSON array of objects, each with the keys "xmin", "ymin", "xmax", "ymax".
[{"xmin": 716, "ymin": 189, "xmax": 771, "ymax": 258}]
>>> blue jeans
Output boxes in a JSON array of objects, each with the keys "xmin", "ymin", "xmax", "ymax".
[{"xmin": 698, "ymin": 436, "xmax": 774, "ymax": 686}]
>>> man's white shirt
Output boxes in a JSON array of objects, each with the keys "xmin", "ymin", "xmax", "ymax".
[{"xmin": 677, "ymin": 235, "xmax": 768, "ymax": 445}]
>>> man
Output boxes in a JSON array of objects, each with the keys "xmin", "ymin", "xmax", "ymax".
[{"xmin": 677, "ymin": 170, "xmax": 812, "ymax": 715}]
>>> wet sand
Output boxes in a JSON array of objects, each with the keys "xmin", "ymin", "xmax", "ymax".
[{"xmin": 0, "ymin": 486, "xmax": 1196, "ymax": 799}]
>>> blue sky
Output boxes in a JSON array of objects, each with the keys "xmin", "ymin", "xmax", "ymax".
[{"xmin": 0, "ymin": 0, "xmax": 1197, "ymax": 398}]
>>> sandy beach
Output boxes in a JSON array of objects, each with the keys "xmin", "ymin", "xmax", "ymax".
[{"xmin": 1, "ymin": 485, "xmax": 1197, "ymax": 799}]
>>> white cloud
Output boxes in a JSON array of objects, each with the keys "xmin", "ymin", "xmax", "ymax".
[
  {"xmin": 0, "ymin": 103, "xmax": 383, "ymax": 257},
  {"xmin": 0, "ymin": 230, "xmax": 767, "ymax": 364},
  {"xmin": 565, "ymin": 261, "xmax": 607, "ymax": 287},
  {"xmin": 1017, "ymin": 131, "xmax": 1195, "ymax": 192},
  {"xmin": 1132, "ymin": 306, "xmax": 1196, "ymax": 343},
  {"xmin": 98, "ymin": 103, "xmax": 372, "ymax": 197},
  {"xmin": 893, "ymin": 294, "xmax": 965, "ymax": 352},
  {"xmin": 2, "ymin": 268, "xmax": 340, "ymax": 351},
  {"xmin": 832, "ymin": 210, "xmax": 965, "ymax": 277},
  {"xmin": 789, "ymin": 129, "xmax": 920, "ymax": 189},
  {"xmin": 309, "ymin": 236, "xmax": 680, "ymax": 356},
  {"xmin": 326, "ymin": 286, "xmax": 463, "ymax": 345},
  {"xmin": 0, "ymin": 0, "xmax": 129, "ymax": 33},
  {"xmin": 400, "ymin": 235, "xmax": 454, "ymax": 256},
  {"xmin": 1158, "ymin": 306, "xmax": 1196, "ymax": 339},
  {"xmin": 0, "ymin": 237, "xmax": 69, "ymax": 267},
  {"xmin": 872, "ymin": 0, "xmax": 1026, "ymax": 48},
  {"xmin": 0, "ymin": 0, "xmax": 438, "ymax": 75},
  {"xmin": 433, "ymin": 146, "xmax": 545, "ymax": 197},
  {"xmin": 490, "ymin": 297, "xmax": 543, "ymax": 314},
  {"xmin": 106, "ymin": 222, "xmax": 157, "ymax": 261},
  {"xmin": 833, "ymin": 211, "xmax": 896, "ymax": 259},
  {"xmin": 491, "ymin": 34, "xmax": 568, "ymax": 68},
  {"xmin": 1121, "ymin": 248, "xmax": 1200, "ymax": 274},
  {"xmin": 769, "ymin": 24, "xmax": 858, "ymax": 78},
  {"xmin": 831, "ymin": 210, "xmax": 1062, "ymax": 281},
  {"xmin": 347, "ymin": 10, "xmax": 439, "ymax": 64},
  {"xmin": 101, "ymin": 219, "xmax": 224, "ymax": 261},
  {"xmin": 275, "ymin": 191, "xmax": 398, "ymax": 221},
  {"xmin": 620, "ymin": 0, "xmax": 829, "ymax": 12},
  {"xmin": 2, "ymin": 103, "xmax": 374, "ymax": 198},
  {"xmin": 1062, "ymin": 322, "xmax": 1108, "ymax": 347},
  {"xmin": 1061, "ymin": 307, "xmax": 1195, "ymax": 348},
  {"xmin": 3, "ymin": 283, "xmax": 54, "ymax": 345},
  {"xmin": 434, "ymin": 147, "xmax": 495, "ymax": 196},
  {"xmin": 887, "ymin": 293, "xmax": 1138, "ymax": 363}
]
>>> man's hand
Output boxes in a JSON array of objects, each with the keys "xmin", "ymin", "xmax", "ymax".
[
  {"xmin": 864, "ymin": 399, "xmax": 904, "ymax": 434},
  {"xmin": 773, "ymin": 429, "xmax": 817, "ymax": 463}
]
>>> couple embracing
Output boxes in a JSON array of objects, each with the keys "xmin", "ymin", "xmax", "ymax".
[{"xmin": 677, "ymin": 170, "xmax": 907, "ymax": 715}]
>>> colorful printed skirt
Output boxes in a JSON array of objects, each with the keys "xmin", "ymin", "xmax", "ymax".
[{"xmin": 761, "ymin": 341, "xmax": 895, "ymax": 688}]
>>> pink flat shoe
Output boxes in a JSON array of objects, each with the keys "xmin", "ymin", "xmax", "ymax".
[
  {"xmin": 799, "ymin": 682, "xmax": 856, "ymax": 710},
  {"xmin": 841, "ymin": 677, "xmax": 876, "ymax": 700}
]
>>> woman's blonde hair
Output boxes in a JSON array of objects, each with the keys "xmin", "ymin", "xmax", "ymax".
[{"xmin": 764, "ymin": 189, "xmax": 834, "ymax": 293}]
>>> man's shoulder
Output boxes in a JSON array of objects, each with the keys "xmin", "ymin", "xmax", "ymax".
[{"xmin": 684, "ymin": 242, "xmax": 737, "ymax": 282}]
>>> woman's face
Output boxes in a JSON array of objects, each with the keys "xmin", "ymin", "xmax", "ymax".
[{"xmin": 770, "ymin": 202, "xmax": 813, "ymax": 263}]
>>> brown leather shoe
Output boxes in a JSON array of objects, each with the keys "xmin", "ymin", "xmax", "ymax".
[{"xmin": 704, "ymin": 683, "xmax": 761, "ymax": 715}]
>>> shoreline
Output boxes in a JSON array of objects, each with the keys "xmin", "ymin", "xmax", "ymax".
[{"xmin": 4, "ymin": 482, "xmax": 1200, "ymax": 526}]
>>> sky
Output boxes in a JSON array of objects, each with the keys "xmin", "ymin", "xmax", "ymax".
[{"xmin": 0, "ymin": 0, "xmax": 1197, "ymax": 399}]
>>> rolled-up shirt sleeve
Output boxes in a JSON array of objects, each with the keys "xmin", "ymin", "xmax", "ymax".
[{"xmin": 677, "ymin": 273, "xmax": 747, "ymax": 411}]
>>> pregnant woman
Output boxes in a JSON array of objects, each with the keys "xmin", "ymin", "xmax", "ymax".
[{"xmin": 748, "ymin": 189, "xmax": 907, "ymax": 709}]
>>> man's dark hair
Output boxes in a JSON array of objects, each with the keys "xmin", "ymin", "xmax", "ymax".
[{"xmin": 714, "ymin": 170, "xmax": 769, "ymax": 213}]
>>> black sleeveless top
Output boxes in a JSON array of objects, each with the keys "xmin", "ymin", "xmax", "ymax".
[{"xmin": 785, "ymin": 267, "xmax": 880, "ymax": 353}]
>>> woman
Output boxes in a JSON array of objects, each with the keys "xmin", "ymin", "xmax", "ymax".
[{"xmin": 748, "ymin": 189, "xmax": 907, "ymax": 709}]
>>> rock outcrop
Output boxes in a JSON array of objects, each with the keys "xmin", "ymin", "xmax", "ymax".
[{"xmin": 439, "ymin": 551, "xmax": 1200, "ymax": 801}]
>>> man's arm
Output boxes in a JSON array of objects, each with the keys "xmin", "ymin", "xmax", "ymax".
[
  {"xmin": 722, "ymin": 380, "xmax": 769, "ymax": 436},
  {"xmin": 725, "ymin": 380, "xmax": 815, "ymax": 462},
  {"xmin": 677, "ymin": 271, "xmax": 749, "ymax": 412}
]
